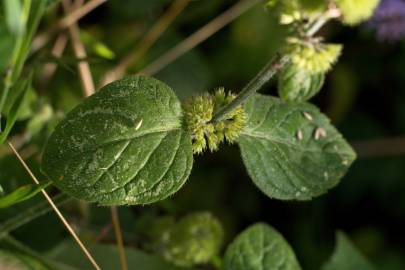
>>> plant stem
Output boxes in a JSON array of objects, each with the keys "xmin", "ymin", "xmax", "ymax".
[
  {"xmin": 7, "ymin": 141, "xmax": 101, "ymax": 270},
  {"xmin": 306, "ymin": 3, "xmax": 341, "ymax": 37},
  {"xmin": 111, "ymin": 206, "xmax": 128, "ymax": 270},
  {"xmin": 101, "ymin": 0, "xmax": 189, "ymax": 86},
  {"xmin": 211, "ymin": 54, "xmax": 289, "ymax": 122},
  {"xmin": 211, "ymin": 7, "xmax": 337, "ymax": 123},
  {"xmin": 63, "ymin": 0, "xmax": 95, "ymax": 96},
  {"xmin": 32, "ymin": 0, "xmax": 107, "ymax": 52}
]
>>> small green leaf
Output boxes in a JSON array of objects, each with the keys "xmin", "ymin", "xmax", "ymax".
[
  {"xmin": 41, "ymin": 76, "xmax": 193, "ymax": 205},
  {"xmin": 322, "ymin": 232, "xmax": 375, "ymax": 270},
  {"xmin": 278, "ymin": 64, "xmax": 325, "ymax": 102},
  {"xmin": 80, "ymin": 30, "xmax": 116, "ymax": 60},
  {"xmin": 2, "ymin": 0, "xmax": 24, "ymax": 35},
  {"xmin": 0, "ymin": 181, "xmax": 50, "ymax": 209},
  {"xmin": 0, "ymin": 74, "xmax": 32, "ymax": 144},
  {"xmin": 238, "ymin": 94, "xmax": 356, "ymax": 200},
  {"xmin": 222, "ymin": 223, "xmax": 301, "ymax": 270}
]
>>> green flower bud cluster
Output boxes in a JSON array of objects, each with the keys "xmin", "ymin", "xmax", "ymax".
[
  {"xmin": 287, "ymin": 41, "xmax": 342, "ymax": 74},
  {"xmin": 267, "ymin": 0, "xmax": 328, "ymax": 25},
  {"xmin": 183, "ymin": 88, "xmax": 246, "ymax": 154},
  {"xmin": 334, "ymin": 0, "xmax": 380, "ymax": 25},
  {"xmin": 159, "ymin": 212, "xmax": 224, "ymax": 267}
]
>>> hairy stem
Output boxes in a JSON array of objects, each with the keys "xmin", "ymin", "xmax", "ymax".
[
  {"xmin": 211, "ymin": 54, "xmax": 289, "ymax": 122},
  {"xmin": 211, "ymin": 7, "xmax": 336, "ymax": 123}
]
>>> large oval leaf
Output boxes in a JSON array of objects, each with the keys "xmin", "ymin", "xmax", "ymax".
[
  {"xmin": 238, "ymin": 94, "xmax": 356, "ymax": 200},
  {"xmin": 222, "ymin": 223, "xmax": 301, "ymax": 270},
  {"xmin": 41, "ymin": 76, "xmax": 193, "ymax": 205}
]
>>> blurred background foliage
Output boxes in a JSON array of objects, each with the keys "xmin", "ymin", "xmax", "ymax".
[{"xmin": 0, "ymin": 0, "xmax": 405, "ymax": 269}]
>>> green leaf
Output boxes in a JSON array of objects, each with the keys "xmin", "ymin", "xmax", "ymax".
[
  {"xmin": 278, "ymin": 65, "xmax": 325, "ymax": 102},
  {"xmin": 2, "ymin": 0, "xmax": 24, "ymax": 35},
  {"xmin": 0, "ymin": 0, "xmax": 46, "ymax": 119},
  {"xmin": 0, "ymin": 181, "xmax": 50, "ymax": 209},
  {"xmin": 0, "ymin": 249, "xmax": 49, "ymax": 270},
  {"xmin": 0, "ymin": 194, "xmax": 70, "ymax": 239},
  {"xmin": 47, "ymin": 241, "xmax": 188, "ymax": 270},
  {"xmin": 322, "ymin": 232, "xmax": 375, "ymax": 270},
  {"xmin": 222, "ymin": 223, "xmax": 301, "ymax": 270},
  {"xmin": 41, "ymin": 76, "xmax": 193, "ymax": 205},
  {"xmin": 0, "ymin": 74, "xmax": 32, "ymax": 144},
  {"xmin": 80, "ymin": 30, "xmax": 116, "ymax": 60},
  {"xmin": 237, "ymin": 94, "xmax": 356, "ymax": 200},
  {"xmin": 0, "ymin": 23, "xmax": 15, "ymax": 72}
]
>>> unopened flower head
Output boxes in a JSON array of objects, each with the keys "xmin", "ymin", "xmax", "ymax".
[
  {"xmin": 183, "ymin": 89, "xmax": 246, "ymax": 154},
  {"xmin": 335, "ymin": 0, "xmax": 380, "ymax": 25},
  {"xmin": 288, "ymin": 42, "xmax": 342, "ymax": 74},
  {"xmin": 267, "ymin": 0, "xmax": 328, "ymax": 24}
]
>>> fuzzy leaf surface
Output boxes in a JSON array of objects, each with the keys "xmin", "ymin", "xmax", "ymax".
[
  {"xmin": 222, "ymin": 223, "xmax": 301, "ymax": 270},
  {"xmin": 238, "ymin": 94, "xmax": 356, "ymax": 200},
  {"xmin": 41, "ymin": 76, "xmax": 193, "ymax": 205},
  {"xmin": 278, "ymin": 65, "xmax": 325, "ymax": 102}
]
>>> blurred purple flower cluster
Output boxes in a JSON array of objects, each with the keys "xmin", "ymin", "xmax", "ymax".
[{"xmin": 369, "ymin": 0, "xmax": 405, "ymax": 41}]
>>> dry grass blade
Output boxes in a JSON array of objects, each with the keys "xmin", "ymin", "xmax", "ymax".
[
  {"xmin": 139, "ymin": 0, "xmax": 261, "ymax": 76},
  {"xmin": 63, "ymin": 0, "xmax": 95, "ymax": 96},
  {"xmin": 100, "ymin": 0, "xmax": 190, "ymax": 86},
  {"xmin": 7, "ymin": 141, "xmax": 101, "ymax": 270},
  {"xmin": 111, "ymin": 206, "xmax": 128, "ymax": 270},
  {"xmin": 32, "ymin": 0, "xmax": 107, "ymax": 52},
  {"xmin": 41, "ymin": 33, "xmax": 68, "ymax": 86}
]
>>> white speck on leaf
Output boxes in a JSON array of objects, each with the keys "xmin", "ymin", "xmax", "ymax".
[
  {"xmin": 135, "ymin": 119, "xmax": 143, "ymax": 130},
  {"xmin": 303, "ymin": 111, "xmax": 313, "ymax": 121},
  {"xmin": 297, "ymin": 129, "xmax": 303, "ymax": 140},
  {"xmin": 342, "ymin": 159, "xmax": 349, "ymax": 165},
  {"xmin": 314, "ymin": 127, "xmax": 327, "ymax": 140}
]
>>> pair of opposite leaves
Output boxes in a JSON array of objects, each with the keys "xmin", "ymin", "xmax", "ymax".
[{"xmin": 41, "ymin": 76, "xmax": 356, "ymax": 205}]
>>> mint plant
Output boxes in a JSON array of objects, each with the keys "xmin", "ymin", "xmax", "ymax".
[
  {"xmin": 41, "ymin": 0, "xmax": 364, "ymax": 204},
  {"xmin": 0, "ymin": 0, "xmax": 395, "ymax": 269}
]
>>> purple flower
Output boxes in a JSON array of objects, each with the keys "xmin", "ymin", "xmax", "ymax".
[{"xmin": 369, "ymin": 0, "xmax": 405, "ymax": 41}]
